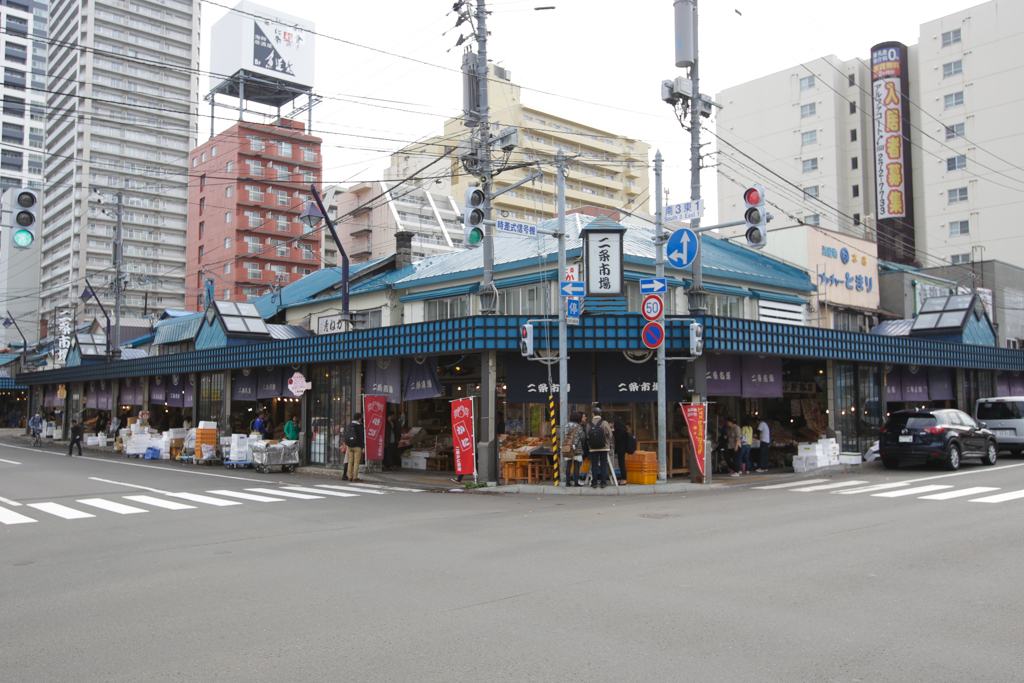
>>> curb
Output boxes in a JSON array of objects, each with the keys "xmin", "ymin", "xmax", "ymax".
[{"xmin": 491, "ymin": 481, "xmax": 723, "ymax": 495}]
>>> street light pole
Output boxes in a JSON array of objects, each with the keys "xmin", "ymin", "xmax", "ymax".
[
  {"xmin": 654, "ymin": 152, "xmax": 668, "ymax": 481},
  {"xmin": 114, "ymin": 190, "xmax": 123, "ymax": 352},
  {"xmin": 556, "ymin": 148, "xmax": 568, "ymax": 485},
  {"xmin": 475, "ymin": 0, "xmax": 495, "ymax": 311}
]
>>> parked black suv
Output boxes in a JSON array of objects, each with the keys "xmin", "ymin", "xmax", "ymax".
[{"xmin": 878, "ymin": 409, "xmax": 998, "ymax": 471}]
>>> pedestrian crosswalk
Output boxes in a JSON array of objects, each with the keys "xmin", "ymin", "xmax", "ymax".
[
  {"xmin": 754, "ymin": 478, "xmax": 1024, "ymax": 505},
  {"xmin": 0, "ymin": 483, "xmax": 425, "ymax": 526}
]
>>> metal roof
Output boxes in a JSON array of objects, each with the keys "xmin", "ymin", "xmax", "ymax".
[
  {"xmin": 159, "ymin": 309, "xmax": 198, "ymax": 319},
  {"xmin": 267, "ymin": 324, "xmax": 314, "ymax": 340},
  {"xmin": 871, "ymin": 319, "xmax": 914, "ymax": 337},
  {"xmin": 152, "ymin": 314, "xmax": 204, "ymax": 346},
  {"xmin": 119, "ymin": 348, "xmax": 149, "ymax": 360},
  {"xmin": 252, "ymin": 257, "xmax": 391, "ymax": 318}
]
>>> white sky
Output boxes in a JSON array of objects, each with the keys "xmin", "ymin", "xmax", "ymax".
[{"xmin": 201, "ymin": 0, "xmax": 983, "ymax": 224}]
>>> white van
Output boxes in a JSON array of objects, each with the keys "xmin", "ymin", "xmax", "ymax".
[{"xmin": 975, "ymin": 397, "xmax": 1024, "ymax": 455}]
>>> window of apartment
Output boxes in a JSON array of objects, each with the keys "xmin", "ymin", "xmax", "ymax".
[
  {"xmin": 850, "ymin": 129, "xmax": 857, "ymax": 142},
  {"xmin": 199, "ymin": 174, "xmax": 206, "ymax": 188},
  {"xmin": 244, "ymin": 210, "xmax": 261, "ymax": 228},
  {"xmin": 223, "ymin": 289, "xmax": 231, "ymax": 300},
  {"xmin": 853, "ymin": 213, "xmax": 861, "ymax": 226},
  {"xmin": 211, "ymin": 145, "xmax": 218, "ymax": 157},
  {"xmin": 951, "ymin": 253, "xmax": 970, "ymax": 265},
  {"xmin": 272, "ymin": 239, "xmax": 289, "ymax": 257},
  {"xmin": 243, "ymin": 287, "xmax": 259, "ymax": 300},
  {"xmin": 802, "ymin": 158, "xmax": 818, "ymax": 173},
  {"xmin": 800, "ymin": 103, "xmax": 816, "ymax": 118},
  {"xmin": 943, "ymin": 60, "xmax": 963, "ymax": 78},
  {"xmin": 244, "ymin": 261, "xmax": 261, "ymax": 277},
  {"xmin": 275, "ymin": 215, "xmax": 289, "ymax": 232},
  {"xmin": 851, "ymin": 157, "xmax": 859, "ymax": 170},
  {"xmin": 848, "ymin": 73, "xmax": 855, "ymax": 87},
  {"xmin": 245, "ymin": 236, "xmax": 260, "ymax": 253},
  {"xmin": 800, "ymin": 75, "xmax": 815, "ymax": 90},
  {"xmin": 246, "ymin": 184, "xmax": 263, "ymax": 202},
  {"xmin": 949, "ymin": 219, "xmax": 970, "ymax": 236},
  {"xmin": 225, "ymin": 210, "xmax": 232, "ymax": 223},
  {"xmin": 199, "ymin": 197, "xmax": 205, "ymax": 214},
  {"xmin": 852, "ymin": 185, "xmax": 860, "ymax": 198},
  {"xmin": 246, "ymin": 160, "xmax": 263, "ymax": 177},
  {"xmin": 224, "ymin": 262, "xmax": 231, "ymax": 274},
  {"xmin": 247, "ymin": 135, "xmax": 264, "ymax": 152},
  {"xmin": 425, "ymin": 296, "xmax": 471, "ymax": 321},
  {"xmin": 941, "ymin": 28, "xmax": 962, "ymax": 47},
  {"xmin": 277, "ymin": 140, "xmax": 292, "ymax": 157},
  {"xmin": 849, "ymin": 101, "xmax": 856, "ymax": 115},
  {"xmin": 805, "ymin": 214, "xmax": 821, "ymax": 226},
  {"xmin": 303, "ymin": 170, "xmax": 315, "ymax": 184},
  {"xmin": 198, "ymin": 245, "xmax": 204, "ymax": 257},
  {"xmin": 226, "ymin": 161, "xmax": 233, "ymax": 173},
  {"xmin": 224, "ymin": 237, "xmax": 231, "ymax": 249},
  {"xmin": 944, "ymin": 91, "xmax": 964, "ymax": 109},
  {"xmin": 949, "ymin": 187, "xmax": 968, "ymax": 203},
  {"xmin": 707, "ymin": 294, "xmax": 742, "ymax": 319},
  {"xmin": 945, "ymin": 123, "xmax": 965, "ymax": 140},
  {"xmin": 804, "ymin": 185, "xmax": 819, "ymax": 199},
  {"xmin": 225, "ymin": 185, "xmax": 232, "ymax": 198},
  {"xmin": 801, "ymin": 130, "xmax": 817, "ymax": 146},
  {"xmin": 199, "ymin": 221, "xmax": 204, "ymax": 236},
  {"xmin": 200, "ymin": 152, "xmax": 207, "ymax": 163},
  {"xmin": 275, "ymin": 189, "xmax": 288, "ymax": 206},
  {"xmin": 191, "ymin": 157, "xmax": 197, "ymax": 168},
  {"xmin": 301, "ymin": 146, "xmax": 316, "ymax": 162},
  {"xmin": 947, "ymin": 155, "xmax": 967, "ymax": 171}
]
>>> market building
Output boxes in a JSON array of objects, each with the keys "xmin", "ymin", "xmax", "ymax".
[{"xmin": 15, "ymin": 214, "xmax": 1024, "ymax": 480}]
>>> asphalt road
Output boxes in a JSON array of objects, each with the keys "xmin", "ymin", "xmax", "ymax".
[{"xmin": 2, "ymin": 439, "xmax": 1023, "ymax": 682}]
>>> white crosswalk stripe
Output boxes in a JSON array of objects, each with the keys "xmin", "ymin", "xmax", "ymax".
[
  {"xmin": 124, "ymin": 495, "xmax": 196, "ymax": 510},
  {"xmin": 753, "ymin": 479, "xmax": 830, "ymax": 490},
  {"xmin": 77, "ymin": 499, "xmax": 148, "ymax": 515},
  {"xmin": 28, "ymin": 502, "xmax": 95, "ymax": 519},
  {"xmin": 245, "ymin": 488, "xmax": 323, "ymax": 500},
  {"xmin": 166, "ymin": 492, "xmax": 241, "ymax": 507},
  {"xmin": 919, "ymin": 487, "xmax": 999, "ymax": 500},
  {"xmin": 969, "ymin": 489, "xmax": 1024, "ymax": 504},
  {"xmin": 283, "ymin": 486, "xmax": 358, "ymax": 498},
  {"xmin": 207, "ymin": 490, "xmax": 285, "ymax": 502},
  {"xmin": 344, "ymin": 482, "xmax": 425, "ymax": 492},
  {"xmin": 872, "ymin": 485, "xmax": 954, "ymax": 498},
  {"xmin": 316, "ymin": 484, "xmax": 388, "ymax": 495},
  {"xmin": 790, "ymin": 481, "xmax": 869, "ymax": 492},
  {"xmin": 835, "ymin": 483, "xmax": 910, "ymax": 495},
  {"xmin": 0, "ymin": 506, "xmax": 37, "ymax": 525}
]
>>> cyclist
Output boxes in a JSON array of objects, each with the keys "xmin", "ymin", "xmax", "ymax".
[{"xmin": 28, "ymin": 412, "xmax": 43, "ymax": 447}]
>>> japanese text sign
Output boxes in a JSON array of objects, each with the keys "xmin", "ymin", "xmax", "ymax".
[
  {"xmin": 872, "ymin": 44, "xmax": 907, "ymax": 219},
  {"xmin": 451, "ymin": 398, "xmax": 476, "ymax": 476},
  {"xmin": 681, "ymin": 403, "xmax": 707, "ymax": 477},
  {"xmin": 363, "ymin": 395, "xmax": 387, "ymax": 461},
  {"xmin": 584, "ymin": 228, "xmax": 623, "ymax": 296}
]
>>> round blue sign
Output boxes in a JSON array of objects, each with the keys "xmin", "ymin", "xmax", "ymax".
[
  {"xmin": 666, "ymin": 228, "xmax": 699, "ymax": 269},
  {"xmin": 840, "ymin": 247, "xmax": 850, "ymax": 264}
]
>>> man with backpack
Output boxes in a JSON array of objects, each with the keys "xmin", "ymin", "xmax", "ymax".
[
  {"xmin": 587, "ymin": 407, "xmax": 614, "ymax": 489},
  {"xmin": 67, "ymin": 419, "xmax": 84, "ymax": 457},
  {"xmin": 344, "ymin": 413, "xmax": 365, "ymax": 482},
  {"xmin": 561, "ymin": 412, "xmax": 586, "ymax": 487}
]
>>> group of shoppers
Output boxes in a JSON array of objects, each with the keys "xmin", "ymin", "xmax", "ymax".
[
  {"xmin": 562, "ymin": 407, "xmax": 631, "ymax": 488},
  {"xmin": 721, "ymin": 415, "xmax": 771, "ymax": 476}
]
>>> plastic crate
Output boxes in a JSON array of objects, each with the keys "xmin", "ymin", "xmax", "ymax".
[{"xmin": 626, "ymin": 470, "xmax": 658, "ymax": 485}]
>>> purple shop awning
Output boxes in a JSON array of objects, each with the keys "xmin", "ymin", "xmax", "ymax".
[
  {"xmin": 741, "ymin": 356, "xmax": 783, "ymax": 398},
  {"xmin": 121, "ymin": 377, "xmax": 142, "ymax": 406},
  {"xmin": 150, "ymin": 375, "xmax": 166, "ymax": 404},
  {"xmin": 257, "ymin": 367, "xmax": 283, "ymax": 399},
  {"xmin": 184, "ymin": 375, "xmax": 194, "ymax": 408},
  {"xmin": 232, "ymin": 368, "xmax": 258, "ymax": 401},
  {"xmin": 927, "ymin": 368, "xmax": 955, "ymax": 401},
  {"xmin": 596, "ymin": 351, "xmax": 683, "ymax": 403},
  {"xmin": 365, "ymin": 358, "xmax": 401, "ymax": 404},
  {"xmin": 403, "ymin": 357, "xmax": 442, "ymax": 402},
  {"xmin": 706, "ymin": 354, "xmax": 742, "ymax": 397},
  {"xmin": 885, "ymin": 366, "xmax": 903, "ymax": 402},
  {"xmin": 166, "ymin": 374, "xmax": 185, "ymax": 408},
  {"xmin": 902, "ymin": 366, "xmax": 929, "ymax": 403}
]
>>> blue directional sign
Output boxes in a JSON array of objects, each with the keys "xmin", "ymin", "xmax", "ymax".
[
  {"xmin": 566, "ymin": 297, "xmax": 580, "ymax": 326},
  {"xmin": 640, "ymin": 278, "xmax": 667, "ymax": 294},
  {"xmin": 560, "ymin": 280, "xmax": 586, "ymax": 297},
  {"xmin": 666, "ymin": 227, "xmax": 699, "ymax": 269}
]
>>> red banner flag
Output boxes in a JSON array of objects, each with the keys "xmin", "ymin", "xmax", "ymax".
[
  {"xmin": 363, "ymin": 395, "xmax": 387, "ymax": 461},
  {"xmin": 681, "ymin": 403, "xmax": 707, "ymax": 477},
  {"xmin": 450, "ymin": 397, "xmax": 476, "ymax": 476}
]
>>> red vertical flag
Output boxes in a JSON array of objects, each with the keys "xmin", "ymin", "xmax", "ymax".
[
  {"xmin": 450, "ymin": 397, "xmax": 476, "ymax": 476},
  {"xmin": 681, "ymin": 403, "xmax": 707, "ymax": 477},
  {"xmin": 363, "ymin": 395, "xmax": 387, "ymax": 461}
]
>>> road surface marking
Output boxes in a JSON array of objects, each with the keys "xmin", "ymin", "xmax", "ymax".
[
  {"xmin": 166, "ymin": 492, "xmax": 241, "ymax": 507},
  {"xmin": 77, "ymin": 498, "xmax": 148, "ymax": 515},
  {"xmin": 969, "ymin": 489, "xmax": 1024, "ymax": 504},
  {"xmin": 316, "ymin": 484, "xmax": 388, "ymax": 495},
  {"xmin": 246, "ymin": 488, "xmax": 323, "ymax": 500},
  {"xmin": 919, "ymin": 487, "xmax": 1000, "ymax": 500},
  {"xmin": 752, "ymin": 479, "xmax": 830, "ymax": 490},
  {"xmin": 0, "ymin": 495, "xmax": 22, "ymax": 506},
  {"xmin": 835, "ymin": 483, "xmax": 910, "ymax": 495},
  {"xmin": 283, "ymin": 486, "xmax": 358, "ymax": 498},
  {"xmin": 0, "ymin": 457, "xmax": 21, "ymax": 464},
  {"xmin": 344, "ymin": 482, "xmax": 425, "ymax": 492},
  {"xmin": 28, "ymin": 502, "xmax": 95, "ymax": 519},
  {"xmin": 124, "ymin": 495, "xmax": 196, "ymax": 510},
  {"xmin": 872, "ymin": 485, "xmax": 954, "ymax": 498},
  {"xmin": 207, "ymin": 490, "xmax": 285, "ymax": 502},
  {"xmin": 0, "ymin": 507, "xmax": 36, "ymax": 525},
  {"xmin": 790, "ymin": 481, "xmax": 869, "ymax": 492}
]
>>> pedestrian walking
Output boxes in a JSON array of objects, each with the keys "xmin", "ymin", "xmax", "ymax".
[
  {"xmin": 612, "ymin": 415, "xmax": 629, "ymax": 483},
  {"xmin": 284, "ymin": 415, "xmax": 300, "ymax": 441},
  {"xmin": 739, "ymin": 419, "xmax": 754, "ymax": 473},
  {"xmin": 67, "ymin": 419, "xmax": 84, "ymax": 457},
  {"xmin": 561, "ymin": 412, "xmax": 586, "ymax": 486},
  {"xmin": 252, "ymin": 411, "xmax": 267, "ymax": 437},
  {"xmin": 755, "ymin": 418, "xmax": 771, "ymax": 473},
  {"xmin": 723, "ymin": 416, "xmax": 742, "ymax": 477},
  {"xmin": 344, "ymin": 413, "xmax": 365, "ymax": 482},
  {"xmin": 586, "ymin": 408, "xmax": 614, "ymax": 489},
  {"xmin": 384, "ymin": 411, "xmax": 399, "ymax": 471}
]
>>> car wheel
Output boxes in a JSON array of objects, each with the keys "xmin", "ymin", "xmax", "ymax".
[
  {"xmin": 882, "ymin": 457, "xmax": 899, "ymax": 470},
  {"xmin": 981, "ymin": 441, "xmax": 998, "ymax": 466},
  {"xmin": 944, "ymin": 443, "xmax": 961, "ymax": 471}
]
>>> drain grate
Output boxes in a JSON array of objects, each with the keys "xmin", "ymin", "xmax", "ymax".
[{"xmin": 639, "ymin": 514, "xmax": 679, "ymax": 519}]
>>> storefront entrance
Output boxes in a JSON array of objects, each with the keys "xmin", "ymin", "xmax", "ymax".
[{"xmin": 309, "ymin": 364, "xmax": 353, "ymax": 467}]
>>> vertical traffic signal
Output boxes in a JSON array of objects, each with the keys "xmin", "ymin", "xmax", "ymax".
[
  {"xmin": 689, "ymin": 322, "xmax": 703, "ymax": 357},
  {"xmin": 9, "ymin": 189, "xmax": 39, "ymax": 249},
  {"xmin": 519, "ymin": 323, "xmax": 534, "ymax": 357},
  {"xmin": 743, "ymin": 184, "xmax": 767, "ymax": 249},
  {"xmin": 463, "ymin": 186, "xmax": 486, "ymax": 247}
]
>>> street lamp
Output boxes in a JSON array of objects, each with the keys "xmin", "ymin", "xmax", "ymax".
[
  {"xmin": 3, "ymin": 313, "xmax": 28, "ymax": 366},
  {"xmin": 301, "ymin": 186, "xmax": 349, "ymax": 312}
]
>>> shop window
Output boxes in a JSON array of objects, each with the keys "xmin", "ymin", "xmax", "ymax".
[
  {"xmin": 496, "ymin": 284, "xmax": 547, "ymax": 316},
  {"xmin": 425, "ymin": 296, "xmax": 471, "ymax": 321},
  {"xmin": 708, "ymin": 294, "xmax": 742, "ymax": 319}
]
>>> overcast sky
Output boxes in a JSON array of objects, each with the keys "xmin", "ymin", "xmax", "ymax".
[{"xmin": 201, "ymin": 0, "xmax": 982, "ymax": 224}]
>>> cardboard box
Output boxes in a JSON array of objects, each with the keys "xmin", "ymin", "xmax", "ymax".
[{"xmin": 401, "ymin": 454, "xmax": 427, "ymax": 470}]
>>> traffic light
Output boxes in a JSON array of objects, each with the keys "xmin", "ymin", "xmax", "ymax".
[
  {"xmin": 689, "ymin": 322, "xmax": 703, "ymax": 357},
  {"xmin": 9, "ymin": 189, "xmax": 39, "ymax": 249},
  {"xmin": 742, "ymin": 184, "xmax": 767, "ymax": 249},
  {"xmin": 463, "ymin": 186, "xmax": 486, "ymax": 247},
  {"xmin": 519, "ymin": 323, "xmax": 534, "ymax": 357}
]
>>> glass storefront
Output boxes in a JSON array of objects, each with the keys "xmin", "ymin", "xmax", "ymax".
[
  {"xmin": 309, "ymin": 364, "xmax": 353, "ymax": 467},
  {"xmin": 835, "ymin": 362, "xmax": 882, "ymax": 453},
  {"xmin": 196, "ymin": 373, "xmax": 225, "ymax": 425}
]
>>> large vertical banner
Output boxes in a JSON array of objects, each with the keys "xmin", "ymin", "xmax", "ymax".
[
  {"xmin": 363, "ymin": 395, "xmax": 387, "ymax": 461},
  {"xmin": 871, "ymin": 42, "xmax": 916, "ymax": 264},
  {"xmin": 451, "ymin": 398, "xmax": 476, "ymax": 476},
  {"xmin": 681, "ymin": 403, "xmax": 707, "ymax": 478}
]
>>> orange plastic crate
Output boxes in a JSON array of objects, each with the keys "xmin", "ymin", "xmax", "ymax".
[{"xmin": 626, "ymin": 471, "xmax": 658, "ymax": 485}]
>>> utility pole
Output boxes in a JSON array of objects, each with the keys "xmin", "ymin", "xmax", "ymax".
[
  {"xmin": 475, "ymin": 0, "xmax": 495, "ymax": 310},
  {"xmin": 556, "ymin": 149, "xmax": 568, "ymax": 484},
  {"xmin": 114, "ymin": 190, "xmax": 123, "ymax": 354},
  {"xmin": 654, "ymin": 152, "xmax": 667, "ymax": 481}
]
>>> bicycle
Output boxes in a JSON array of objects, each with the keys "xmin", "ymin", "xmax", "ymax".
[{"xmin": 30, "ymin": 429, "xmax": 41, "ymax": 448}]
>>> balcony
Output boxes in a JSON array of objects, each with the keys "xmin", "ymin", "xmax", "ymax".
[
  {"xmin": 350, "ymin": 225, "xmax": 372, "ymax": 237},
  {"xmin": 247, "ymin": 243, "xmax": 261, "ymax": 254},
  {"xmin": 246, "ymin": 269, "xmax": 263, "ymax": 281}
]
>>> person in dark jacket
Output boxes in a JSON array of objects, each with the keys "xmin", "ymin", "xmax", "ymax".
[
  {"xmin": 384, "ymin": 411, "xmax": 400, "ymax": 471},
  {"xmin": 67, "ymin": 419, "xmax": 84, "ymax": 456},
  {"xmin": 612, "ymin": 415, "xmax": 629, "ymax": 484},
  {"xmin": 345, "ymin": 413, "xmax": 365, "ymax": 482}
]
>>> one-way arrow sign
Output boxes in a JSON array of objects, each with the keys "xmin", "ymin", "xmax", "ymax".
[
  {"xmin": 640, "ymin": 278, "xmax": 667, "ymax": 294},
  {"xmin": 560, "ymin": 280, "xmax": 586, "ymax": 297}
]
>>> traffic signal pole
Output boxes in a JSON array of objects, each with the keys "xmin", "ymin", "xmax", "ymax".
[
  {"xmin": 556, "ymin": 149, "xmax": 567, "ymax": 485},
  {"xmin": 475, "ymin": 0, "xmax": 494, "ymax": 306},
  {"xmin": 654, "ymin": 152, "xmax": 668, "ymax": 481}
]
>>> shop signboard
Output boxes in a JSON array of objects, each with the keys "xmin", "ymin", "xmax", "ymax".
[
  {"xmin": 582, "ymin": 223, "xmax": 624, "ymax": 296},
  {"xmin": 86, "ymin": 380, "xmax": 98, "ymax": 409},
  {"xmin": 506, "ymin": 353, "xmax": 594, "ymax": 404},
  {"xmin": 365, "ymin": 358, "xmax": 401, "ymax": 404},
  {"xmin": 121, "ymin": 377, "xmax": 142, "ymax": 406},
  {"xmin": 902, "ymin": 366, "xmax": 929, "ymax": 403},
  {"xmin": 232, "ymin": 368, "xmax": 257, "ymax": 401},
  {"xmin": 257, "ymin": 367, "xmax": 283, "ymax": 399},
  {"xmin": 184, "ymin": 375, "xmax": 195, "ymax": 408},
  {"xmin": 705, "ymin": 354, "xmax": 742, "ymax": 396},
  {"xmin": 885, "ymin": 366, "xmax": 903, "ymax": 402},
  {"xmin": 97, "ymin": 380, "xmax": 112, "ymax": 411},
  {"xmin": 996, "ymin": 372, "xmax": 1011, "ymax": 397},
  {"xmin": 741, "ymin": 356, "xmax": 783, "ymax": 398},
  {"xmin": 596, "ymin": 351, "xmax": 683, "ymax": 403},
  {"xmin": 55, "ymin": 312, "xmax": 72, "ymax": 365},
  {"xmin": 150, "ymin": 375, "xmax": 166, "ymax": 404},
  {"xmin": 166, "ymin": 375, "xmax": 185, "ymax": 408},
  {"xmin": 450, "ymin": 397, "xmax": 476, "ymax": 476},
  {"xmin": 57, "ymin": 384, "xmax": 66, "ymax": 399},
  {"xmin": 287, "ymin": 372, "xmax": 311, "ymax": 396},
  {"xmin": 403, "ymin": 357, "xmax": 441, "ymax": 401},
  {"xmin": 681, "ymin": 402, "xmax": 707, "ymax": 478},
  {"xmin": 363, "ymin": 395, "xmax": 387, "ymax": 461},
  {"xmin": 927, "ymin": 368, "xmax": 954, "ymax": 401}
]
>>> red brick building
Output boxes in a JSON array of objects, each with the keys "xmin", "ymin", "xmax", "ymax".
[{"xmin": 186, "ymin": 119, "xmax": 323, "ymax": 309}]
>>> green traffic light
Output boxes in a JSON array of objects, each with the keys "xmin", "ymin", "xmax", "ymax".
[
  {"xmin": 12, "ymin": 229, "xmax": 34, "ymax": 248},
  {"xmin": 467, "ymin": 227, "xmax": 483, "ymax": 245}
]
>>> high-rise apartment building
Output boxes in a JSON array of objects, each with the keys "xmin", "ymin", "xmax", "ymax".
[
  {"xmin": 41, "ymin": 0, "xmax": 199, "ymax": 334},
  {"xmin": 184, "ymin": 119, "xmax": 322, "ymax": 307},
  {"xmin": 0, "ymin": 0, "xmax": 47, "ymax": 348}
]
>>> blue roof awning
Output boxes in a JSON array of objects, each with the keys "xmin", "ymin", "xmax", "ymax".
[
  {"xmin": 750, "ymin": 289, "xmax": 808, "ymax": 306},
  {"xmin": 399, "ymin": 283, "xmax": 480, "ymax": 303},
  {"xmin": 701, "ymin": 282, "xmax": 749, "ymax": 297}
]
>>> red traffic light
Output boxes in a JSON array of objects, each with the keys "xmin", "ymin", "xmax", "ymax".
[{"xmin": 744, "ymin": 187, "xmax": 761, "ymax": 206}]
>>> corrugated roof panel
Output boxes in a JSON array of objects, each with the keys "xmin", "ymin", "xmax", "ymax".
[
  {"xmin": 267, "ymin": 324, "xmax": 315, "ymax": 340},
  {"xmin": 253, "ymin": 257, "xmax": 391, "ymax": 318},
  {"xmin": 152, "ymin": 315, "xmax": 204, "ymax": 346}
]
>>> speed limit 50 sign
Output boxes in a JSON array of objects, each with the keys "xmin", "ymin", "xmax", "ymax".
[{"xmin": 641, "ymin": 294, "xmax": 664, "ymax": 322}]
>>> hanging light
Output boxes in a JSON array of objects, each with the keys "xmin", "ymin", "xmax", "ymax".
[{"xmin": 298, "ymin": 202, "xmax": 325, "ymax": 229}]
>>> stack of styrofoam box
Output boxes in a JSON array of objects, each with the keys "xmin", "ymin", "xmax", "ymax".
[
  {"xmin": 794, "ymin": 442, "xmax": 826, "ymax": 472},
  {"xmin": 85, "ymin": 435, "xmax": 101, "ymax": 447},
  {"xmin": 127, "ymin": 432, "xmax": 151, "ymax": 456},
  {"xmin": 229, "ymin": 434, "xmax": 250, "ymax": 462},
  {"xmin": 819, "ymin": 437, "xmax": 840, "ymax": 465}
]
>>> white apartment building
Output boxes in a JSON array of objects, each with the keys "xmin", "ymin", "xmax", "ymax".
[
  {"xmin": 41, "ymin": 0, "xmax": 199, "ymax": 337},
  {"xmin": 0, "ymin": 0, "xmax": 47, "ymax": 348},
  {"xmin": 716, "ymin": 0, "xmax": 1024, "ymax": 274}
]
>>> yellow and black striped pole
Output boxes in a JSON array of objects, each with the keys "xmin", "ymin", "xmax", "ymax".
[{"xmin": 549, "ymin": 393, "xmax": 559, "ymax": 486}]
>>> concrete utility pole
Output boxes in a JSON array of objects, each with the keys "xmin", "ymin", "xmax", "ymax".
[
  {"xmin": 556, "ymin": 148, "xmax": 568, "ymax": 483},
  {"xmin": 475, "ymin": 0, "xmax": 494, "ymax": 304},
  {"xmin": 114, "ymin": 191, "xmax": 123, "ymax": 354},
  {"xmin": 654, "ymin": 152, "xmax": 667, "ymax": 481}
]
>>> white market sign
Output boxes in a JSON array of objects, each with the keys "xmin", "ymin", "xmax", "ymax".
[{"xmin": 584, "ymin": 230, "xmax": 623, "ymax": 296}]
